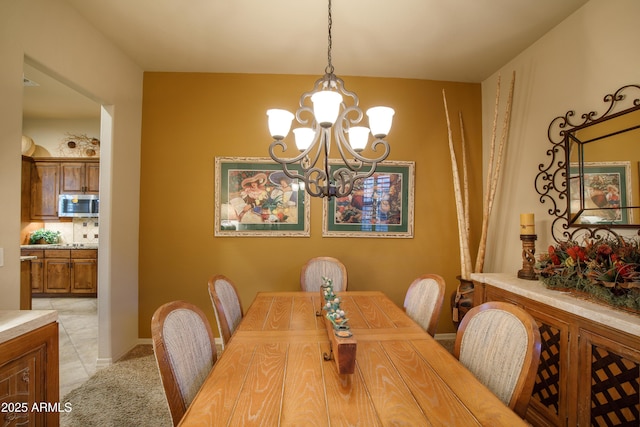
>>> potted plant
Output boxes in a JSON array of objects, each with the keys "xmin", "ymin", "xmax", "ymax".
[{"xmin": 29, "ymin": 229, "xmax": 61, "ymax": 244}]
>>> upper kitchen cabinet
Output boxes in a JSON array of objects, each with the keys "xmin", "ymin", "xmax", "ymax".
[
  {"xmin": 30, "ymin": 161, "xmax": 59, "ymax": 220},
  {"xmin": 60, "ymin": 159, "xmax": 99, "ymax": 194},
  {"xmin": 28, "ymin": 158, "xmax": 100, "ymax": 220}
]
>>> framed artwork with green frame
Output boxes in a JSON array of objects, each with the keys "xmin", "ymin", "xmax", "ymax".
[
  {"xmin": 214, "ymin": 156, "xmax": 310, "ymax": 237},
  {"xmin": 322, "ymin": 160, "xmax": 415, "ymax": 238}
]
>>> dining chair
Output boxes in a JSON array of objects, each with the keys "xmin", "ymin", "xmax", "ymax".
[
  {"xmin": 207, "ymin": 274, "xmax": 244, "ymax": 349},
  {"xmin": 300, "ymin": 256, "xmax": 348, "ymax": 292},
  {"xmin": 454, "ymin": 301, "xmax": 541, "ymax": 418},
  {"xmin": 403, "ymin": 274, "xmax": 446, "ymax": 336},
  {"xmin": 151, "ymin": 300, "xmax": 217, "ymax": 426}
]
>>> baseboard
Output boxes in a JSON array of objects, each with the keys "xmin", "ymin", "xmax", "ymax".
[{"xmin": 96, "ymin": 357, "xmax": 113, "ymax": 369}]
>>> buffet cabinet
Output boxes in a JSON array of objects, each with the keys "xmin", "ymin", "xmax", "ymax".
[
  {"xmin": 21, "ymin": 249, "xmax": 98, "ymax": 297},
  {"xmin": 472, "ymin": 273, "xmax": 640, "ymax": 427}
]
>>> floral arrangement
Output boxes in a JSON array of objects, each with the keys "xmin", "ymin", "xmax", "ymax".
[
  {"xmin": 535, "ymin": 237, "xmax": 640, "ymax": 311},
  {"xmin": 321, "ymin": 277, "xmax": 352, "ymax": 336}
]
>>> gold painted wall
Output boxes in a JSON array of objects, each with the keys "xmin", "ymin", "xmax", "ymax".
[{"xmin": 139, "ymin": 72, "xmax": 482, "ymax": 337}]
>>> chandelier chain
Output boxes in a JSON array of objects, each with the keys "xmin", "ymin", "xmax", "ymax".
[{"xmin": 325, "ymin": 0, "xmax": 334, "ymax": 75}]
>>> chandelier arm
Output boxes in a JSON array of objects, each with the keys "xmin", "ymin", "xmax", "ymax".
[
  {"xmin": 305, "ymin": 166, "xmax": 330, "ymax": 198},
  {"xmin": 332, "ymin": 112, "xmax": 391, "ymax": 168}
]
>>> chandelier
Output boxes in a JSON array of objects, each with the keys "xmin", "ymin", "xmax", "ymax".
[{"xmin": 267, "ymin": 0, "xmax": 394, "ymax": 199}]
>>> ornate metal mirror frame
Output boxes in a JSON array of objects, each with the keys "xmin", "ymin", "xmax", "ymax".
[{"xmin": 536, "ymin": 84, "xmax": 640, "ymax": 242}]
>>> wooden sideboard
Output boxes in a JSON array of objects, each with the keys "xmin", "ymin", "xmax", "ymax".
[{"xmin": 472, "ymin": 273, "xmax": 640, "ymax": 427}]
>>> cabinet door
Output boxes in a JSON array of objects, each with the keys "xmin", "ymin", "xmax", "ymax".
[
  {"xmin": 30, "ymin": 259, "xmax": 44, "ymax": 293},
  {"xmin": 525, "ymin": 306, "xmax": 572, "ymax": 427},
  {"xmin": 578, "ymin": 329, "xmax": 640, "ymax": 427},
  {"xmin": 30, "ymin": 162, "xmax": 59, "ymax": 219},
  {"xmin": 85, "ymin": 162, "xmax": 100, "ymax": 194},
  {"xmin": 60, "ymin": 161, "xmax": 100, "ymax": 194},
  {"xmin": 44, "ymin": 259, "xmax": 70, "ymax": 293},
  {"xmin": 60, "ymin": 162, "xmax": 85, "ymax": 194},
  {"xmin": 71, "ymin": 259, "xmax": 97, "ymax": 294},
  {"xmin": 0, "ymin": 323, "xmax": 59, "ymax": 427}
]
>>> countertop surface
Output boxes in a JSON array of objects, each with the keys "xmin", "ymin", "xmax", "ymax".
[
  {"xmin": 0, "ymin": 310, "xmax": 58, "ymax": 344},
  {"xmin": 472, "ymin": 272, "xmax": 640, "ymax": 336},
  {"xmin": 21, "ymin": 243, "xmax": 98, "ymax": 250}
]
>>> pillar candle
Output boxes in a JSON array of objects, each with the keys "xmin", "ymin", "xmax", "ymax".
[{"xmin": 520, "ymin": 213, "xmax": 535, "ymax": 235}]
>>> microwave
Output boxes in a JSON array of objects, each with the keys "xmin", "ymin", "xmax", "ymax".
[{"xmin": 58, "ymin": 194, "xmax": 99, "ymax": 218}]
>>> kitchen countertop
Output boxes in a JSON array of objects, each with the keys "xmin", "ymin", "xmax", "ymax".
[
  {"xmin": 0, "ymin": 310, "xmax": 58, "ymax": 344},
  {"xmin": 21, "ymin": 243, "xmax": 98, "ymax": 250}
]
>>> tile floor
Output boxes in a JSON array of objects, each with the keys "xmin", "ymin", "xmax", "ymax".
[{"xmin": 32, "ymin": 297, "xmax": 98, "ymax": 398}]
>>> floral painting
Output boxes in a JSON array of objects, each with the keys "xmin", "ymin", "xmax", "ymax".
[
  {"xmin": 214, "ymin": 157, "xmax": 309, "ymax": 236},
  {"xmin": 569, "ymin": 161, "xmax": 632, "ymax": 225},
  {"xmin": 323, "ymin": 161, "xmax": 414, "ymax": 238}
]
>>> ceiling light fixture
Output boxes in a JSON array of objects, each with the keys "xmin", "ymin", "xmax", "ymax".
[{"xmin": 267, "ymin": 0, "xmax": 394, "ymax": 199}]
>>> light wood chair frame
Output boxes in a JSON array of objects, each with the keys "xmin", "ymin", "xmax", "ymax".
[
  {"xmin": 300, "ymin": 256, "xmax": 348, "ymax": 292},
  {"xmin": 151, "ymin": 300, "xmax": 217, "ymax": 426},
  {"xmin": 403, "ymin": 273, "xmax": 446, "ymax": 336},
  {"xmin": 453, "ymin": 301, "xmax": 542, "ymax": 418},
  {"xmin": 207, "ymin": 274, "xmax": 244, "ymax": 347}
]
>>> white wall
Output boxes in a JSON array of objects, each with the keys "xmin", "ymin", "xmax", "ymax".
[
  {"xmin": 481, "ymin": 0, "xmax": 640, "ymax": 273},
  {"xmin": 23, "ymin": 118, "xmax": 101, "ymax": 157},
  {"xmin": 0, "ymin": 0, "xmax": 143, "ymax": 362}
]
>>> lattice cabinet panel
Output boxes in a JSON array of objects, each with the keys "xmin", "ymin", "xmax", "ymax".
[
  {"xmin": 579, "ymin": 329, "xmax": 640, "ymax": 427},
  {"xmin": 526, "ymin": 307, "xmax": 570, "ymax": 427}
]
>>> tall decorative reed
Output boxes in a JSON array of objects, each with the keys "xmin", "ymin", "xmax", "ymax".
[{"xmin": 443, "ymin": 71, "xmax": 516, "ymax": 322}]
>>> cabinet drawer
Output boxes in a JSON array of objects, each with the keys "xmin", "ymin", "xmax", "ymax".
[
  {"xmin": 44, "ymin": 250, "xmax": 70, "ymax": 258},
  {"xmin": 21, "ymin": 250, "xmax": 43, "ymax": 258},
  {"xmin": 71, "ymin": 249, "xmax": 97, "ymax": 259}
]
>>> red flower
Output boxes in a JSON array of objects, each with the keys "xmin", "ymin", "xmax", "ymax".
[
  {"xmin": 567, "ymin": 245, "xmax": 586, "ymax": 262},
  {"xmin": 597, "ymin": 244, "xmax": 613, "ymax": 256},
  {"xmin": 548, "ymin": 245, "xmax": 560, "ymax": 265}
]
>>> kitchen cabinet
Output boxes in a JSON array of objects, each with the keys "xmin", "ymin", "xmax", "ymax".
[
  {"xmin": 44, "ymin": 250, "xmax": 72, "ymax": 293},
  {"xmin": 0, "ymin": 312, "xmax": 59, "ymax": 427},
  {"xmin": 60, "ymin": 160, "xmax": 99, "ymax": 194},
  {"xmin": 24, "ymin": 248, "xmax": 97, "ymax": 297},
  {"xmin": 30, "ymin": 161, "xmax": 59, "ymax": 219},
  {"xmin": 28, "ymin": 158, "xmax": 100, "ymax": 220},
  {"xmin": 21, "ymin": 156, "xmax": 32, "ymax": 221},
  {"xmin": 19, "ymin": 259, "xmax": 31, "ymax": 310},
  {"xmin": 473, "ymin": 273, "xmax": 640, "ymax": 427},
  {"xmin": 21, "ymin": 250, "xmax": 44, "ymax": 293}
]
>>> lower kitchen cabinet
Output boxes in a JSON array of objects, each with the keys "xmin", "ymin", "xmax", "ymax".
[
  {"xmin": 21, "ymin": 250, "xmax": 43, "ymax": 293},
  {"xmin": 23, "ymin": 248, "xmax": 97, "ymax": 297},
  {"xmin": 473, "ymin": 273, "xmax": 640, "ymax": 427},
  {"xmin": 0, "ymin": 319, "xmax": 59, "ymax": 427}
]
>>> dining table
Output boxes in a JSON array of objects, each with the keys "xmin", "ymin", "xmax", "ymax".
[{"xmin": 178, "ymin": 291, "xmax": 528, "ymax": 426}]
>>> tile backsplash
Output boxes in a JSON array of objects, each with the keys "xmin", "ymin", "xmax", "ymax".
[{"xmin": 45, "ymin": 218, "xmax": 99, "ymax": 244}]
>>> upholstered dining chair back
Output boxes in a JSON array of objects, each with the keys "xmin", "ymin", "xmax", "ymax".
[
  {"xmin": 151, "ymin": 300, "xmax": 217, "ymax": 426},
  {"xmin": 403, "ymin": 274, "xmax": 446, "ymax": 336},
  {"xmin": 207, "ymin": 274, "xmax": 244, "ymax": 349},
  {"xmin": 454, "ymin": 301, "xmax": 541, "ymax": 418},
  {"xmin": 300, "ymin": 257, "xmax": 348, "ymax": 292}
]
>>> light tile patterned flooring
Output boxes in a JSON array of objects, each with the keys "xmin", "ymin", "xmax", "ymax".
[{"xmin": 32, "ymin": 297, "xmax": 97, "ymax": 398}]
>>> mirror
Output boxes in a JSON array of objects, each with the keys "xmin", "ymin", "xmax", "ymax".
[{"xmin": 536, "ymin": 84, "xmax": 640, "ymax": 242}]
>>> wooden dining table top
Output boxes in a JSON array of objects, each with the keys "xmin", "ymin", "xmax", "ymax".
[{"xmin": 179, "ymin": 291, "xmax": 527, "ymax": 426}]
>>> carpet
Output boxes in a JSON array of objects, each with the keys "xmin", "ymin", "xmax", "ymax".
[{"xmin": 61, "ymin": 345, "xmax": 172, "ymax": 427}]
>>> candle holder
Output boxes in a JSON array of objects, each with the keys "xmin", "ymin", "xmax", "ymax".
[{"xmin": 518, "ymin": 234, "xmax": 538, "ymax": 280}]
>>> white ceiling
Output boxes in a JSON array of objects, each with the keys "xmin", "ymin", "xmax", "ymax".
[{"xmin": 23, "ymin": 0, "xmax": 590, "ymax": 119}]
